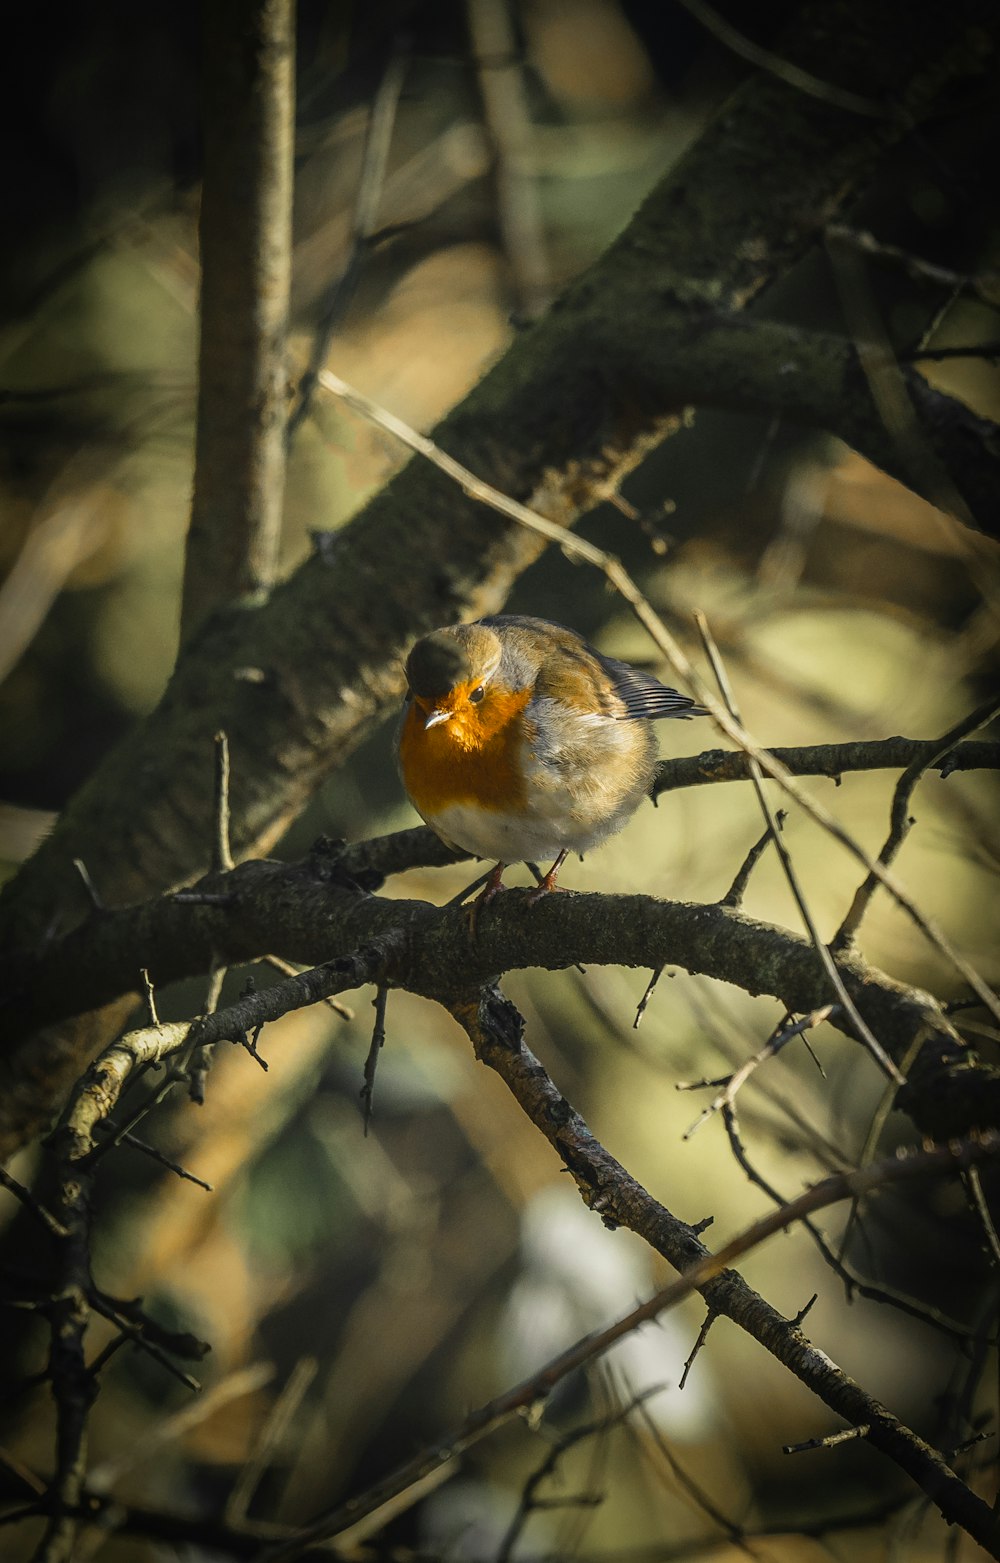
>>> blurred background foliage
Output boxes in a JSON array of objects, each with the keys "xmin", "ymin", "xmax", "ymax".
[{"xmin": 1, "ymin": 1, "xmax": 999, "ymax": 1559}]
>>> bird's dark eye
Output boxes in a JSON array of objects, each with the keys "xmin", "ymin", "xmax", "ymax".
[{"xmin": 468, "ymin": 685, "xmax": 485, "ymax": 704}]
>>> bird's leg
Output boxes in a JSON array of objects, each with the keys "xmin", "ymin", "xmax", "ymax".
[
  {"xmin": 526, "ymin": 849, "xmax": 568, "ymax": 904},
  {"xmin": 467, "ymin": 861, "xmax": 507, "ymax": 937}
]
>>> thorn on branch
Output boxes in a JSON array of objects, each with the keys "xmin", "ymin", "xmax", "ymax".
[
  {"xmin": 361, "ymin": 983, "xmax": 389, "ymax": 1134},
  {"xmin": 790, "ymin": 1293, "xmax": 818, "ymax": 1328},
  {"xmin": 634, "ymin": 967, "xmax": 664, "ymax": 1028},
  {"xmin": 678, "ymin": 1307, "xmax": 716, "ymax": 1390},
  {"xmin": 235, "ymin": 1027, "xmax": 269, "ymax": 1072},
  {"xmin": 229, "ymin": 977, "xmax": 269, "ymax": 1070}
]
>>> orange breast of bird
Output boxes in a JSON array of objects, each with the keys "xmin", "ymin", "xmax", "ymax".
[{"xmin": 399, "ymin": 687, "xmax": 532, "ymax": 818}]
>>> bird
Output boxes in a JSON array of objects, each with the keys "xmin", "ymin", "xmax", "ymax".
[{"xmin": 397, "ymin": 614, "xmax": 706, "ymax": 905}]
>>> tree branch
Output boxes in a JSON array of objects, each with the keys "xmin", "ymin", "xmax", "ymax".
[
  {"xmin": 652, "ymin": 737, "xmax": 1000, "ymax": 796},
  {"xmin": 181, "ymin": 0, "xmax": 295, "ymax": 641},
  {"xmin": 4, "ymin": 835, "xmax": 996, "ymax": 1143}
]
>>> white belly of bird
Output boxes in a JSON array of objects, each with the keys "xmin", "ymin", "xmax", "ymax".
[
  {"xmin": 425, "ymin": 753, "xmax": 651, "ymax": 864},
  {"xmin": 425, "ymin": 799, "xmax": 577, "ymax": 864}
]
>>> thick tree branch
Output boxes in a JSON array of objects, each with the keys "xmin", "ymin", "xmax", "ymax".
[
  {"xmin": 181, "ymin": 0, "xmax": 295, "ymax": 641},
  {"xmin": 652, "ymin": 737, "xmax": 1000, "ymax": 796},
  {"xmin": 4, "ymin": 836, "xmax": 996, "ymax": 1143}
]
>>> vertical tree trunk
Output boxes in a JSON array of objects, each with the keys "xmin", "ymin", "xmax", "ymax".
[{"xmin": 181, "ymin": 0, "xmax": 295, "ymax": 642}]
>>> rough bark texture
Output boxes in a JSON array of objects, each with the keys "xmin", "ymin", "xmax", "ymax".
[
  {"xmin": 181, "ymin": 0, "xmax": 295, "ymax": 639},
  {"xmin": 4, "ymin": 838, "xmax": 995, "ymax": 1147}
]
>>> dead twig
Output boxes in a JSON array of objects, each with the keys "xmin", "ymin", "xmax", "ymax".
[
  {"xmin": 361, "ymin": 984, "xmax": 389, "ymax": 1134},
  {"xmin": 694, "ymin": 610, "xmax": 901, "ymax": 1083},
  {"xmin": 833, "ymin": 693, "xmax": 1000, "ymax": 950}
]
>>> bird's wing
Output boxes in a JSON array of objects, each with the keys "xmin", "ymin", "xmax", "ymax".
[
  {"xmin": 599, "ymin": 654, "xmax": 707, "ymax": 721},
  {"xmin": 478, "ymin": 614, "xmax": 706, "ymax": 721}
]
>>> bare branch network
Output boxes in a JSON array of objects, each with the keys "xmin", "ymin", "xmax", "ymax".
[
  {"xmin": 1, "ymin": 700, "xmax": 998, "ymax": 1558},
  {"xmin": 5, "ymin": 724, "xmax": 1000, "ymax": 1143},
  {"xmin": 4, "ymin": 0, "xmax": 1000, "ymax": 1161},
  {"xmin": 3, "ymin": 1, "xmax": 1000, "ymax": 1559}
]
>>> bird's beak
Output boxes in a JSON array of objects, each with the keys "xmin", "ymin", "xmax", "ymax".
[{"xmin": 423, "ymin": 707, "xmax": 451, "ymax": 730}]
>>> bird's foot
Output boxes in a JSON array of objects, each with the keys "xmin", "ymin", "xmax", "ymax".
[
  {"xmin": 525, "ymin": 850, "xmax": 569, "ymax": 905},
  {"xmin": 467, "ymin": 862, "xmax": 507, "ymax": 937}
]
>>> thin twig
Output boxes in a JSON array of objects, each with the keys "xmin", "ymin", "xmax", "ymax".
[
  {"xmin": 678, "ymin": 1309, "xmax": 716, "ymax": 1391},
  {"xmin": 467, "ymin": 0, "xmax": 551, "ymax": 320},
  {"xmin": 0, "ymin": 1167, "xmax": 67, "ymax": 1240},
  {"xmin": 631, "ymin": 1391, "xmax": 750, "ymax": 1553},
  {"xmin": 633, "ymin": 968, "xmax": 663, "ymax": 1029},
  {"xmin": 261, "ymin": 954, "xmax": 353, "ymax": 1019},
  {"xmin": 683, "ymin": 1007, "xmax": 837, "ymax": 1139},
  {"xmin": 826, "ymin": 222, "xmax": 1000, "ymax": 304},
  {"xmin": 835, "ymin": 1024, "xmax": 948, "ymax": 1285},
  {"xmin": 826, "ymin": 225, "xmax": 1000, "ymax": 607},
  {"xmin": 87, "ymin": 1364, "xmax": 274, "ymax": 1495},
  {"xmin": 65, "ymin": 948, "xmax": 388, "ymax": 1164},
  {"xmin": 720, "ymin": 816, "xmax": 783, "ymax": 908},
  {"xmin": 226, "ymin": 1358, "xmax": 318, "ymax": 1527},
  {"xmin": 833, "ymin": 693, "xmax": 1000, "ymax": 949},
  {"xmin": 964, "ymin": 1167, "xmax": 1000, "ymax": 1269},
  {"xmin": 361, "ymin": 984, "xmax": 389, "ymax": 1134},
  {"xmin": 140, "ymin": 968, "xmax": 159, "ymax": 1027},
  {"xmin": 94, "ymin": 1124, "xmax": 212, "ymax": 1191},
  {"xmin": 290, "ymin": 46, "xmax": 408, "ymax": 437},
  {"xmin": 719, "ymin": 1098, "xmax": 976, "ymax": 1341},
  {"xmin": 496, "ymin": 1392, "xmax": 654, "ymax": 1563},
  {"xmin": 694, "ymin": 610, "xmax": 902, "ymax": 1083},
  {"xmin": 87, "ymin": 1294, "xmax": 203, "ymax": 1393},
  {"xmin": 674, "ymin": 0, "xmax": 902, "ymax": 120}
]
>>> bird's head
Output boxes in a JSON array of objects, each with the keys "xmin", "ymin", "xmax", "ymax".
[{"xmin": 404, "ymin": 623, "xmax": 506, "ymax": 736}]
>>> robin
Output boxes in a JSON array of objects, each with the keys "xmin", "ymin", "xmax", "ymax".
[{"xmin": 398, "ymin": 614, "xmax": 706, "ymax": 903}]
